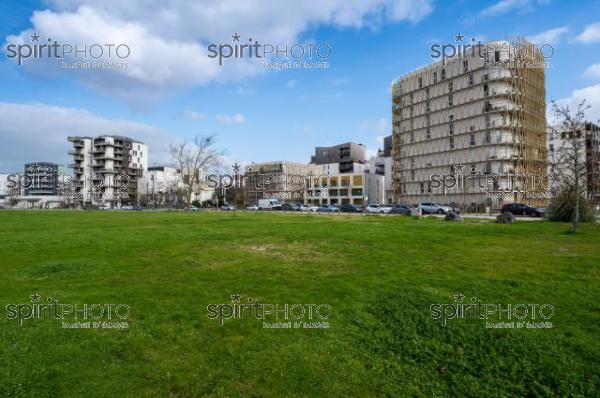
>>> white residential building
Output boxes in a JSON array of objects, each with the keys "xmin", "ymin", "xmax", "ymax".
[{"xmin": 68, "ymin": 135, "xmax": 147, "ymax": 207}]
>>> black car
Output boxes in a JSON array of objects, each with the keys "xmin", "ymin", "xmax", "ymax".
[
  {"xmin": 501, "ymin": 203, "xmax": 545, "ymax": 217},
  {"xmin": 339, "ymin": 204, "xmax": 362, "ymax": 213},
  {"xmin": 390, "ymin": 204, "xmax": 411, "ymax": 215}
]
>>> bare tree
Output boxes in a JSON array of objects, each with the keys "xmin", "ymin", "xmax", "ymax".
[
  {"xmin": 548, "ymin": 100, "xmax": 597, "ymax": 232},
  {"xmin": 168, "ymin": 134, "xmax": 223, "ymax": 210}
]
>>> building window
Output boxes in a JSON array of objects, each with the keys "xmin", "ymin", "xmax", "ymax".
[
  {"xmin": 426, "ymin": 101, "xmax": 430, "ymax": 112},
  {"xmin": 469, "ymin": 74, "xmax": 474, "ymax": 86},
  {"xmin": 426, "ymin": 128, "xmax": 431, "ymax": 139},
  {"xmin": 485, "ymin": 129, "xmax": 491, "ymax": 143},
  {"xmin": 471, "ymin": 164, "xmax": 476, "ymax": 175},
  {"xmin": 495, "ymin": 51, "xmax": 500, "ymax": 62},
  {"xmin": 420, "ymin": 183, "xmax": 424, "ymax": 193},
  {"xmin": 449, "ymin": 121, "xmax": 454, "ymax": 135},
  {"xmin": 433, "ymin": 71, "xmax": 437, "ymax": 83},
  {"xmin": 463, "ymin": 60, "xmax": 469, "ymax": 73},
  {"xmin": 449, "ymin": 137, "xmax": 454, "ymax": 149},
  {"xmin": 352, "ymin": 175, "xmax": 363, "ymax": 186},
  {"xmin": 484, "ymin": 84, "xmax": 489, "ymax": 96},
  {"xmin": 485, "ymin": 115, "xmax": 491, "ymax": 128},
  {"xmin": 441, "ymin": 68, "xmax": 446, "ymax": 80},
  {"xmin": 483, "ymin": 73, "xmax": 489, "ymax": 81},
  {"xmin": 470, "ymin": 133, "xmax": 475, "ymax": 146},
  {"xmin": 427, "ymin": 182, "xmax": 432, "ymax": 193},
  {"xmin": 410, "ymin": 132, "xmax": 415, "ymax": 143},
  {"xmin": 485, "ymin": 161, "xmax": 492, "ymax": 174},
  {"xmin": 448, "ymin": 94, "xmax": 453, "ymax": 107},
  {"xmin": 418, "ymin": 76, "xmax": 422, "ymax": 88},
  {"xmin": 448, "ymin": 82, "xmax": 453, "ymax": 92}
]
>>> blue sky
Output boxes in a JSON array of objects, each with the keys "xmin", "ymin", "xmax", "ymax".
[{"xmin": 1, "ymin": 0, "xmax": 600, "ymax": 171}]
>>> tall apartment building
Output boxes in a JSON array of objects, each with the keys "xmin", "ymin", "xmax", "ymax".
[
  {"xmin": 67, "ymin": 135, "xmax": 147, "ymax": 207},
  {"xmin": 391, "ymin": 40, "xmax": 547, "ymax": 209},
  {"xmin": 548, "ymin": 122, "xmax": 600, "ymax": 204}
]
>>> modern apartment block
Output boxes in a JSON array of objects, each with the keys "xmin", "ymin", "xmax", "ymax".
[
  {"xmin": 548, "ymin": 122, "xmax": 600, "ymax": 204},
  {"xmin": 391, "ymin": 39, "xmax": 548, "ymax": 209},
  {"xmin": 23, "ymin": 162, "xmax": 58, "ymax": 196},
  {"xmin": 67, "ymin": 135, "xmax": 147, "ymax": 207},
  {"xmin": 242, "ymin": 161, "xmax": 323, "ymax": 205},
  {"xmin": 305, "ymin": 172, "xmax": 384, "ymax": 206},
  {"xmin": 310, "ymin": 142, "xmax": 366, "ymax": 173}
]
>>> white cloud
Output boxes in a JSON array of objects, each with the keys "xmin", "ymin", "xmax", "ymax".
[
  {"xmin": 575, "ymin": 22, "xmax": 600, "ymax": 43},
  {"xmin": 4, "ymin": 0, "xmax": 434, "ymax": 105},
  {"xmin": 478, "ymin": 0, "xmax": 547, "ymax": 17},
  {"xmin": 217, "ymin": 113, "xmax": 246, "ymax": 125},
  {"xmin": 584, "ymin": 64, "xmax": 600, "ymax": 80},
  {"xmin": 182, "ymin": 109, "xmax": 206, "ymax": 120},
  {"xmin": 551, "ymin": 84, "xmax": 600, "ymax": 124},
  {"xmin": 0, "ymin": 101, "xmax": 173, "ymax": 171},
  {"xmin": 528, "ymin": 26, "xmax": 569, "ymax": 45}
]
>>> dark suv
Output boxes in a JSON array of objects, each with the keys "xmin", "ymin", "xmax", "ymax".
[
  {"xmin": 501, "ymin": 203, "xmax": 545, "ymax": 217},
  {"xmin": 391, "ymin": 204, "xmax": 411, "ymax": 215},
  {"xmin": 339, "ymin": 204, "xmax": 362, "ymax": 213}
]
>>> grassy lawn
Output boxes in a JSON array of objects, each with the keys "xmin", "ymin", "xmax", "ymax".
[{"xmin": 0, "ymin": 210, "xmax": 598, "ymax": 397}]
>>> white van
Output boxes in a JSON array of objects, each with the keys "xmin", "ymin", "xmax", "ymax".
[{"xmin": 258, "ymin": 199, "xmax": 282, "ymax": 210}]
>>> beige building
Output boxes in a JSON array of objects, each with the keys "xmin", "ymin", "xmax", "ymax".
[{"xmin": 391, "ymin": 40, "xmax": 548, "ymax": 210}]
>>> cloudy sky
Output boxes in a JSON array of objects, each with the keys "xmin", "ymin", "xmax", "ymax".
[{"xmin": 1, "ymin": 0, "xmax": 600, "ymax": 171}]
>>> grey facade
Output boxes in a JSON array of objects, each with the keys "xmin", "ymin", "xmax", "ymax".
[{"xmin": 310, "ymin": 142, "xmax": 366, "ymax": 173}]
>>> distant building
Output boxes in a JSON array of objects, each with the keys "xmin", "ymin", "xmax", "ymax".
[
  {"xmin": 310, "ymin": 142, "xmax": 366, "ymax": 173},
  {"xmin": 548, "ymin": 122, "xmax": 600, "ymax": 204},
  {"xmin": 138, "ymin": 166, "xmax": 214, "ymax": 207},
  {"xmin": 243, "ymin": 161, "xmax": 322, "ymax": 205},
  {"xmin": 23, "ymin": 162, "xmax": 58, "ymax": 196},
  {"xmin": 67, "ymin": 135, "xmax": 147, "ymax": 207}
]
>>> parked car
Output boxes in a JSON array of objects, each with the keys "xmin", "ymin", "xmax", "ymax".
[
  {"xmin": 298, "ymin": 204, "xmax": 309, "ymax": 212},
  {"xmin": 99, "ymin": 204, "xmax": 111, "ymax": 210},
  {"xmin": 121, "ymin": 205, "xmax": 134, "ymax": 210},
  {"xmin": 279, "ymin": 203, "xmax": 296, "ymax": 211},
  {"xmin": 246, "ymin": 205, "xmax": 259, "ymax": 211},
  {"xmin": 308, "ymin": 205, "xmax": 320, "ymax": 212},
  {"xmin": 390, "ymin": 204, "xmax": 411, "ymax": 215},
  {"xmin": 221, "ymin": 204, "xmax": 236, "ymax": 211},
  {"xmin": 132, "ymin": 205, "xmax": 143, "ymax": 211},
  {"xmin": 339, "ymin": 204, "xmax": 362, "ymax": 213},
  {"xmin": 419, "ymin": 202, "xmax": 452, "ymax": 214},
  {"xmin": 190, "ymin": 206, "xmax": 201, "ymax": 211},
  {"xmin": 0, "ymin": 205, "xmax": 5, "ymax": 209},
  {"xmin": 501, "ymin": 203, "xmax": 545, "ymax": 217},
  {"xmin": 365, "ymin": 204, "xmax": 393, "ymax": 214},
  {"xmin": 317, "ymin": 204, "xmax": 340, "ymax": 213}
]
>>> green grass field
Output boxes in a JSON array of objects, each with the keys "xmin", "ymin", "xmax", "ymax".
[{"xmin": 0, "ymin": 211, "xmax": 599, "ymax": 397}]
